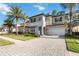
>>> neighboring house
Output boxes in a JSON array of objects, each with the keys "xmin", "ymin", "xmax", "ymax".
[
  {"xmin": 0, "ymin": 25, "xmax": 9, "ymax": 34},
  {"xmin": 2, "ymin": 24, "xmax": 23, "ymax": 33},
  {"xmin": 27, "ymin": 13, "xmax": 70, "ymax": 36}
]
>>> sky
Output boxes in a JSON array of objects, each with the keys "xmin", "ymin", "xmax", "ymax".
[{"xmin": 0, "ymin": 3, "xmax": 79, "ymax": 26}]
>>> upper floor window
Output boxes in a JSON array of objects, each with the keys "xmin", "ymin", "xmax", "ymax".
[
  {"xmin": 33, "ymin": 18, "xmax": 36, "ymax": 22},
  {"xmin": 55, "ymin": 18, "xmax": 58, "ymax": 22},
  {"xmin": 38, "ymin": 17, "xmax": 41, "ymax": 21},
  {"xmin": 55, "ymin": 17, "xmax": 62, "ymax": 22},
  {"xmin": 30, "ymin": 18, "xmax": 36, "ymax": 23}
]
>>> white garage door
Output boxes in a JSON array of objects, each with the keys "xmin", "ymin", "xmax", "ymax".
[{"xmin": 47, "ymin": 26, "xmax": 65, "ymax": 35}]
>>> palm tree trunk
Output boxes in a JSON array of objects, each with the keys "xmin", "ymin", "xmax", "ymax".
[
  {"xmin": 69, "ymin": 10, "xmax": 73, "ymax": 35},
  {"xmin": 23, "ymin": 20, "xmax": 26, "ymax": 33},
  {"xmin": 16, "ymin": 17, "xmax": 18, "ymax": 35}
]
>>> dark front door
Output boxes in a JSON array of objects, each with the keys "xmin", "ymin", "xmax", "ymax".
[{"xmin": 39, "ymin": 27, "xmax": 42, "ymax": 35}]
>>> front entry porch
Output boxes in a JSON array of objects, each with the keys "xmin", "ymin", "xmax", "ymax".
[{"xmin": 36, "ymin": 26, "xmax": 45, "ymax": 36}]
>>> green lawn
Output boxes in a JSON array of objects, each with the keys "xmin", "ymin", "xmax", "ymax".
[
  {"xmin": 0, "ymin": 39, "xmax": 14, "ymax": 46},
  {"xmin": 65, "ymin": 35, "xmax": 79, "ymax": 53},
  {"xmin": 1, "ymin": 34, "xmax": 37, "ymax": 41}
]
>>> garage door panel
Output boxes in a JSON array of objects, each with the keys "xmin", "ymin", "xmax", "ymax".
[{"xmin": 46, "ymin": 27, "xmax": 65, "ymax": 35}]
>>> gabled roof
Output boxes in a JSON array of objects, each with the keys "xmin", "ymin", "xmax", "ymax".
[
  {"xmin": 29, "ymin": 13, "xmax": 45, "ymax": 18},
  {"xmin": 29, "ymin": 10, "xmax": 79, "ymax": 19},
  {"xmin": 29, "ymin": 13, "xmax": 69, "ymax": 18}
]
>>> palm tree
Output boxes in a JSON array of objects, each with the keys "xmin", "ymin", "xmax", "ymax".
[
  {"xmin": 21, "ymin": 13, "xmax": 27, "ymax": 33},
  {"xmin": 7, "ymin": 6, "xmax": 23, "ymax": 35},
  {"xmin": 3, "ymin": 18, "xmax": 14, "ymax": 33},
  {"xmin": 51, "ymin": 10, "xmax": 58, "ymax": 16},
  {"xmin": 46, "ymin": 10, "xmax": 57, "ymax": 16},
  {"xmin": 60, "ymin": 3, "xmax": 77, "ymax": 35},
  {"xmin": 57, "ymin": 11, "xmax": 65, "ymax": 15}
]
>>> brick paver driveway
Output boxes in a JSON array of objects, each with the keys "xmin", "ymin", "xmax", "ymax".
[{"xmin": 0, "ymin": 36, "xmax": 69, "ymax": 56}]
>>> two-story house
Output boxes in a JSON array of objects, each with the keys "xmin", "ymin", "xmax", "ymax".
[{"xmin": 27, "ymin": 13, "xmax": 69, "ymax": 36}]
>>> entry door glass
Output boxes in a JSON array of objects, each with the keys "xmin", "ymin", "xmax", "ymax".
[{"xmin": 39, "ymin": 27, "xmax": 42, "ymax": 35}]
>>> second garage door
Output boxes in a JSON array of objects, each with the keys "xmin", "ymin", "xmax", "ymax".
[{"xmin": 46, "ymin": 26, "xmax": 65, "ymax": 35}]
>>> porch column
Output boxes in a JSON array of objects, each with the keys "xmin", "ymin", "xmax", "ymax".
[{"xmin": 41, "ymin": 26, "xmax": 44, "ymax": 35}]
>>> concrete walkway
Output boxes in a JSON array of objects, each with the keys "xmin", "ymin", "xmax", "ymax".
[{"xmin": 0, "ymin": 36, "xmax": 24, "ymax": 44}]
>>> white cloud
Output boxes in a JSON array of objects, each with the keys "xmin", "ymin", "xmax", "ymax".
[
  {"xmin": 0, "ymin": 3, "xmax": 10, "ymax": 15},
  {"xmin": 33, "ymin": 4, "xmax": 45, "ymax": 11}
]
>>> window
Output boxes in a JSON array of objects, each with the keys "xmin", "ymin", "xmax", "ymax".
[
  {"xmin": 33, "ymin": 18, "xmax": 36, "ymax": 22},
  {"xmin": 30, "ymin": 18, "xmax": 36, "ymax": 22},
  {"xmin": 55, "ymin": 18, "xmax": 58, "ymax": 22},
  {"xmin": 39, "ymin": 17, "xmax": 41, "ymax": 21},
  {"xmin": 55, "ymin": 17, "xmax": 62, "ymax": 22},
  {"xmin": 29, "ymin": 27, "xmax": 35, "ymax": 33}
]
